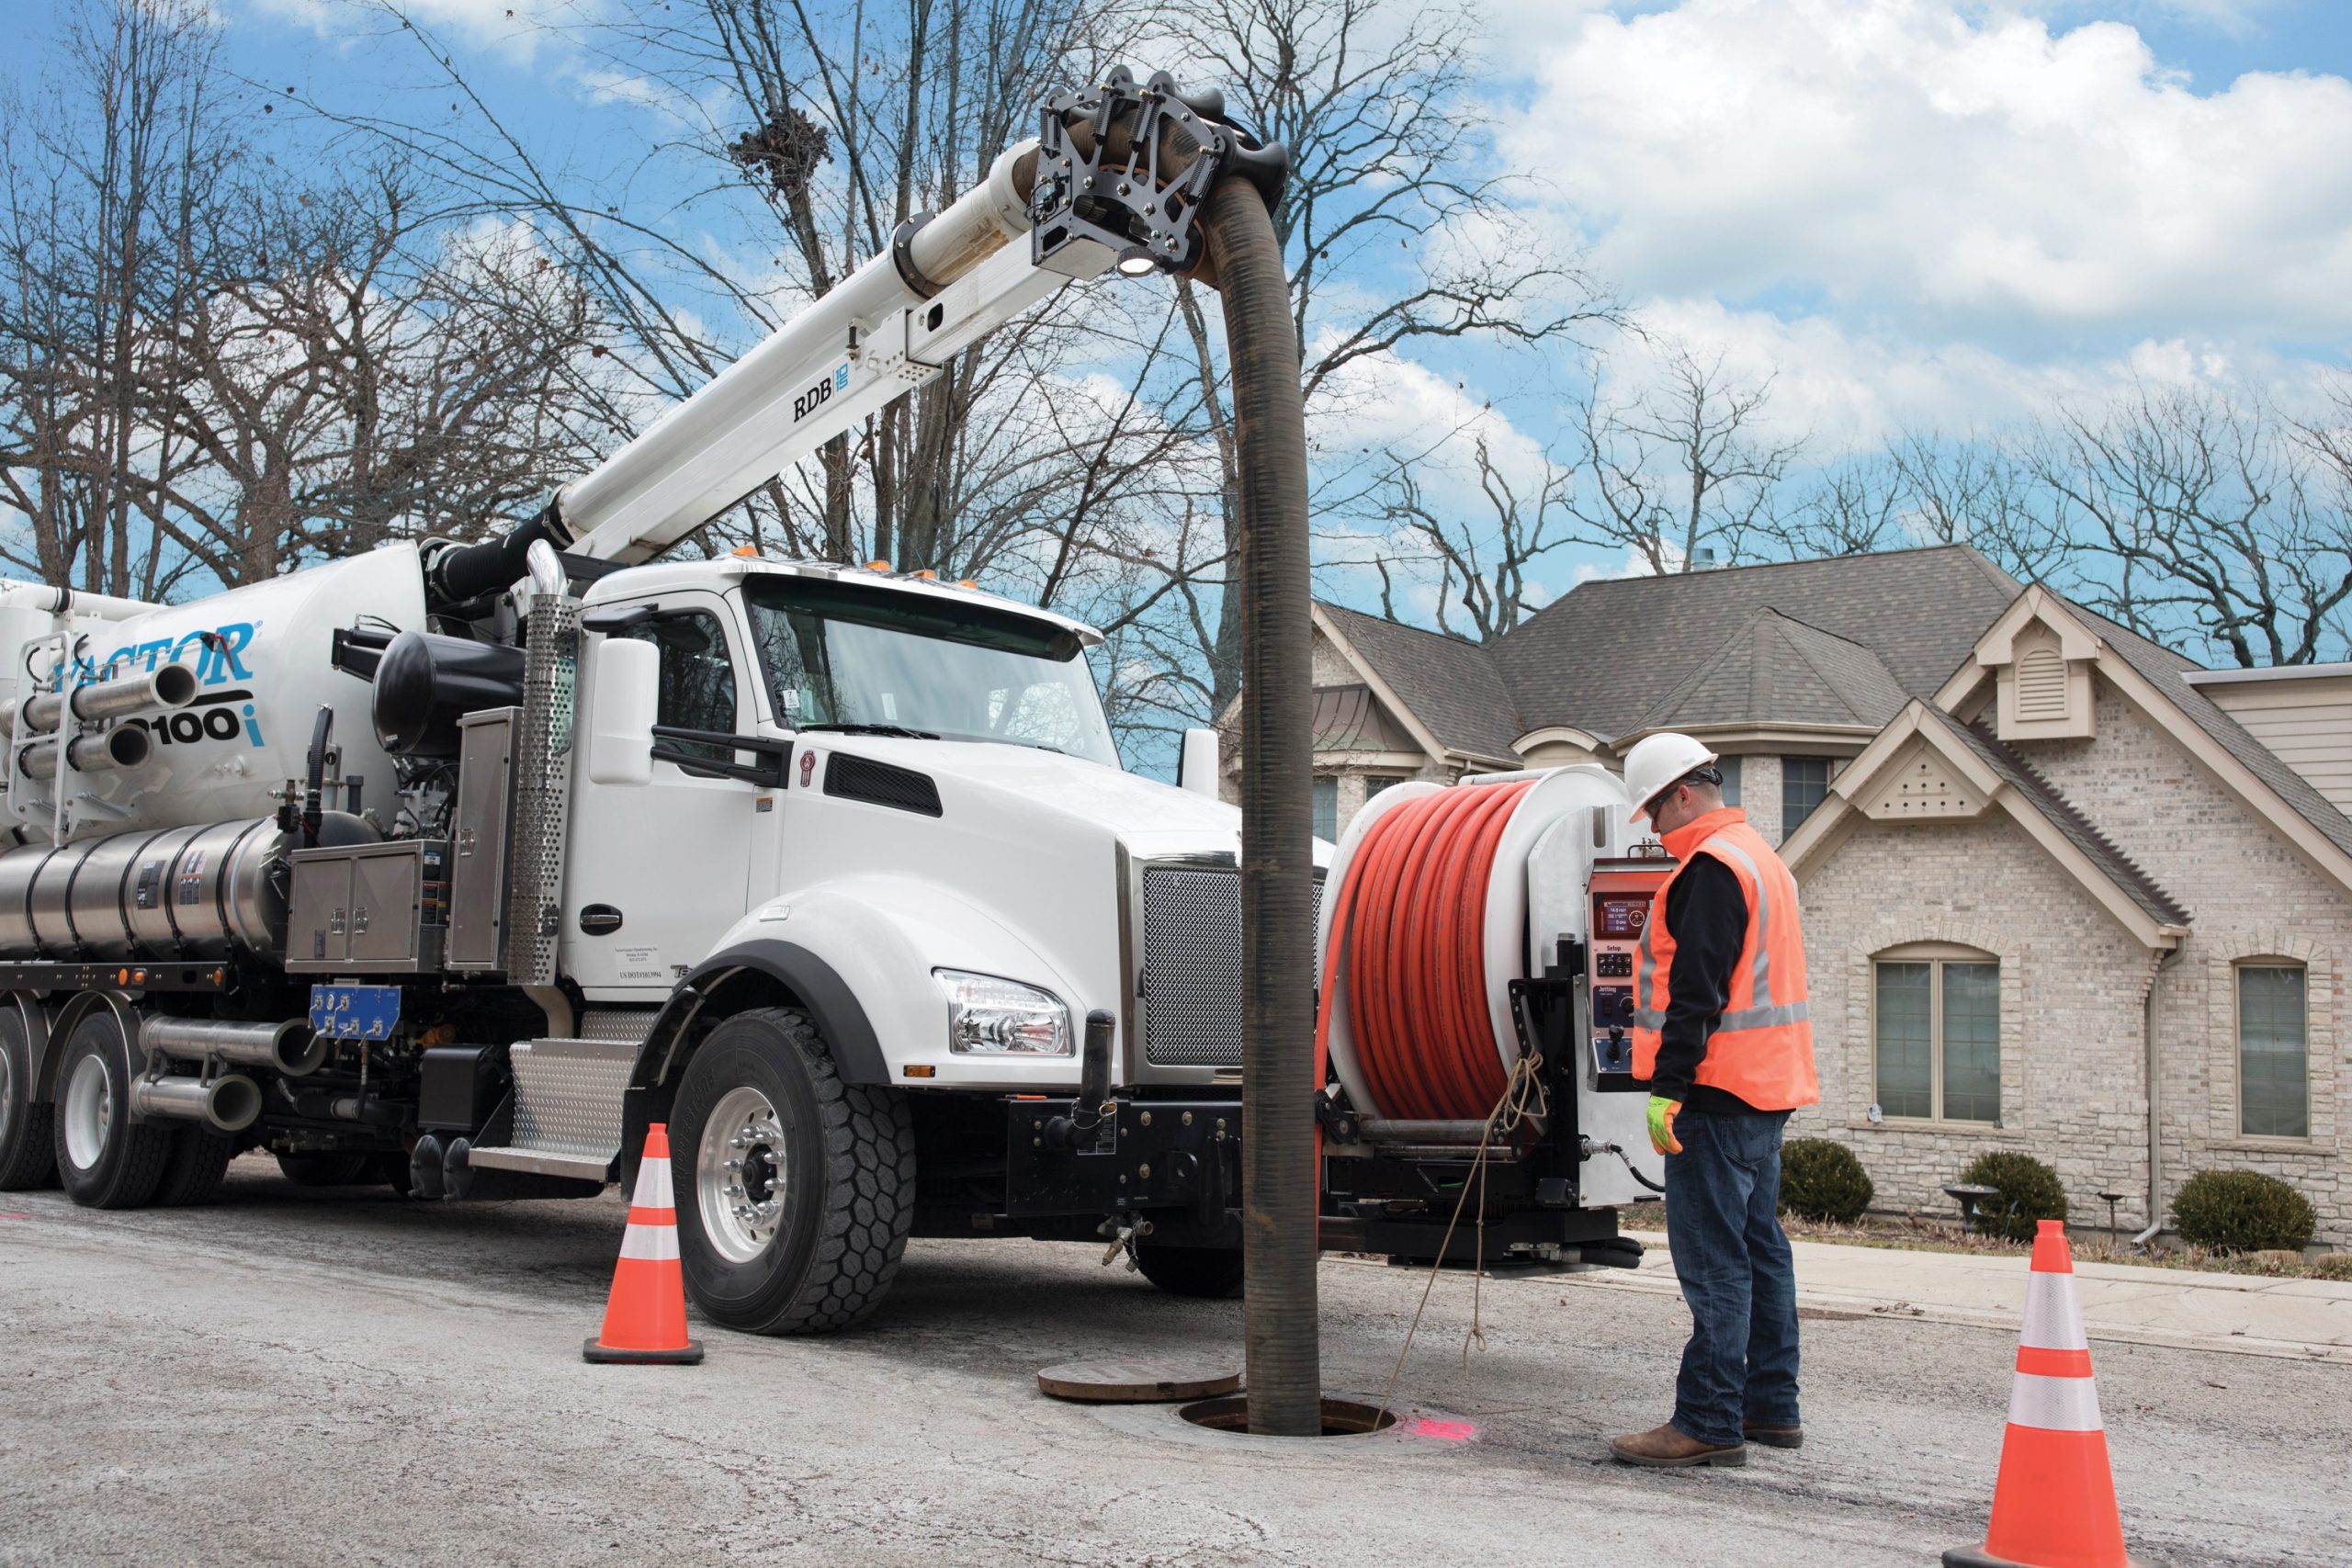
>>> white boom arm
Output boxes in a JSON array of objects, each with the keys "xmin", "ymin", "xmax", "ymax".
[{"xmin": 564, "ymin": 141, "xmax": 1109, "ymax": 565}]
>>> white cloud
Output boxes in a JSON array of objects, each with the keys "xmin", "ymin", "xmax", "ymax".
[
  {"xmin": 242, "ymin": 0, "xmax": 593, "ymax": 60},
  {"xmin": 1509, "ymin": 1, "xmax": 2352, "ymax": 346}
]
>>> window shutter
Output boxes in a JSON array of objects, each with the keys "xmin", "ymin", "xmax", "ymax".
[{"xmin": 2016, "ymin": 646, "xmax": 2068, "ymax": 722}]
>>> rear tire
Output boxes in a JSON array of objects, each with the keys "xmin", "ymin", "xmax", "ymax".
[
  {"xmin": 671, "ymin": 1007, "xmax": 913, "ymax": 1335},
  {"xmin": 154, "ymin": 1130, "xmax": 235, "ymax": 1207},
  {"xmin": 275, "ymin": 1151, "xmax": 374, "ymax": 1187},
  {"xmin": 52, "ymin": 1012, "xmax": 171, "ymax": 1210},
  {"xmin": 0, "ymin": 1009, "xmax": 57, "ymax": 1190},
  {"xmin": 1133, "ymin": 1244, "xmax": 1246, "ymax": 1299}
]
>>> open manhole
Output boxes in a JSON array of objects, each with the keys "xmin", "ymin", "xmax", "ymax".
[{"xmin": 1177, "ymin": 1395, "xmax": 1399, "ymax": 1436}]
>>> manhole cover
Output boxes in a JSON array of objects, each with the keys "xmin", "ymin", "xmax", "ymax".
[{"xmin": 1037, "ymin": 1357, "xmax": 1242, "ymax": 1404}]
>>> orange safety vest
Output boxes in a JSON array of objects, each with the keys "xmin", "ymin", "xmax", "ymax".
[{"xmin": 1629, "ymin": 807, "xmax": 1820, "ymax": 1111}]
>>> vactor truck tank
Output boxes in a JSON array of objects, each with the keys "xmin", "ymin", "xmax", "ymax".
[{"xmin": 6, "ymin": 545, "xmax": 427, "ymax": 840}]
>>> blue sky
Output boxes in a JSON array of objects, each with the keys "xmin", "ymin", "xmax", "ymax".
[{"xmin": 16, "ymin": 0, "xmax": 2352, "ymax": 616}]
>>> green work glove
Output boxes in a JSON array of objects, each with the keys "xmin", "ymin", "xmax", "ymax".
[{"xmin": 1646, "ymin": 1095, "xmax": 1683, "ymax": 1156}]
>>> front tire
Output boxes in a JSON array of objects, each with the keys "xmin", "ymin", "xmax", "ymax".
[
  {"xmin": 671, "ymin": 1008, "xmax": 913, "ymax": 1335},
  {"xmin": 0, "ymin": 1009, "xmax": 57, "ymax": 1190},
  {"xmin": 52, "ymin": 1012, "xmax": 172, "ymax": 1210}
]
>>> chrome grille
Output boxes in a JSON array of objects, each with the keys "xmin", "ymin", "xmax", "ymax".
[{"xmin": 1138, "ymin": 863, "xmax": 1322, "ymax": 1068}]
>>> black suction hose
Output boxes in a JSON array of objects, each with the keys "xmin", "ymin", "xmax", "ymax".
[
  {"xmin": 1202, "ymin": 174, "xmax": 1321, "ymax": 1437},
  {"xmin": 301, "ymin": 705, "xmax": 333, "ymax": 849}
]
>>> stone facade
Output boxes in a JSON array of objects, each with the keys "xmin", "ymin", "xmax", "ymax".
[
  {"xmin": 1795, "ymin": 810, "xmax": 2154, "ymax": 1229},
  {"xmin": 1796, "ymin": 676, "xmax": 2352, "ymax": 1243}
]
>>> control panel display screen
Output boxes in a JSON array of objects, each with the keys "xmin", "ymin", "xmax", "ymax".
[{"xmin": 1594, "ymin": 894, "xmax": 1650, "ymax": 939}]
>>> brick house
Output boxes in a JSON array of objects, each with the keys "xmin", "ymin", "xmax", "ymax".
[
  {"xmin": 1228, "ymin": 546, "xmax": 2352, "ymax": 1242},
  {"xmin": 1785, "ymin": 585, "xmax": 2352, "ymax": 1243}
]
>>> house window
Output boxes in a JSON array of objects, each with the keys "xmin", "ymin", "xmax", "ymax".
[
  {"xmin": 2237, "ymin": 964, "xmax": 2309, "ymax": 1139},
  {"xmin": 1717, "ymin": 756, "xmax": 1742, "ymax": 807},
  {"xmin": 1365, "ymin": 775, "xmax": 1398, "ymax": 801},
  {"xmin": 1781, "ymin": 756, "xmax": 1831, "ymax": 839},
  {"xmin": 1312, "ymin": 777, "xmax": 1339, "ymax": 841},
  {"xmin": 1874, "ymin": 945, "xmax": 2000, "ymax": 1123}
]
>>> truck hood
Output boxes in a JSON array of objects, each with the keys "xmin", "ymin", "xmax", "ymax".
[{"xmin": 814, "ymin": 736, "xmax": 1245, "ymax": 858}]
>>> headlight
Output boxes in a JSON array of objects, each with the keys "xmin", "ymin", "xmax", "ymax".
[{"xmin": 933, "ymin": 969, "xmax": 1072, "ymax": 1055}]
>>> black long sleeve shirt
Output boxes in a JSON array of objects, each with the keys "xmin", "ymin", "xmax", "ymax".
[{"xmin": 1645, "ymin": 853, "xmax": 1762, "ymax": 1116}]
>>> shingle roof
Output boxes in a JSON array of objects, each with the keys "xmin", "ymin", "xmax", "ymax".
[
  {"xmin": 1490, "ymin": 545, "xmax": 2021, "ymax": 741},
  {"xmin": 2065, "ymin": 605, "xmax": 2352, "ymax": 865},
  {"xmin": 1310, "ymin": 684, "xmax": 1418, "ymax": 752},
  {"xmin": 1627, "ymin": 608, "xmax": 1913, "ymax": 735},
  {"xmin": 1936, "ymin": 709, "xmax": 2191, "ymax": 929},
  {"xmin": 1316, "ymin": 603, "xmax": 1524, "ymax": 761}
]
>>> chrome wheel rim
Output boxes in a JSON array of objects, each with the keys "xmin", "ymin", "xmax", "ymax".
[
  {"xmin": 0, "ymin": 1045, "xmax": 13, "ymax": 1145},
  {"xmin": 697, "ymin": 1086, "xmax": 786, "ymax": 1265},
  {"xmin": 62, "ymin": 1051, "xmax": 112, "ymax": 1171}
]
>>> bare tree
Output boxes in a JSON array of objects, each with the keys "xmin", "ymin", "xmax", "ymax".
[
  {"xmin": 1757, "ymin": 430, "xmax": 2076, "ymax": 585},
  {"xmin": 1565, "ymin": 341, "xmax": 1805, "ymax": 575},
  {"xmin": 0, "ymin": 0, "xmax": 227, "ymax": 598},
  {"xmin": 2034, "ymin": 384, "xmax": 2352, "ymax": 667},
  {"xmin": 1, "ymin": 1, "xmax": 616, "ymax": 596},
  {"xmin": 1359, "ymin": 425, "xmax": 1574, "ymax": 640},
  {"xmin": 137, "ymin": 166, "xmax": 609, "ymax": 584}
]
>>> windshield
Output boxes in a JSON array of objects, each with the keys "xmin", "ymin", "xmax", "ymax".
[{"xmin": 741, "ymin": 576, "xmax": 1120, "ymax": 769}]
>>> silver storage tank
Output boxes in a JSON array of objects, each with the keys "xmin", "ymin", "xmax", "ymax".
[{"xmin": 0, "ymin": 816, "xmax": 344, "ymax": 961}]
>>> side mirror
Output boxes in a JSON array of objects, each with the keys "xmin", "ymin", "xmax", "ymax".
[
  {"xmin": 586, "ymin": 637, "xmax": 658, "ymax": 786},
  {"xmin": 1178, "ymin": 727, "xmax": 1219, "ymax": 797}
]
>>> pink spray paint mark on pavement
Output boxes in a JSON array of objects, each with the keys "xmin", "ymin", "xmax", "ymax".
[{"xmin": 1410, "ymin": 1418, "xmax": 1477, "ymax": 1443}]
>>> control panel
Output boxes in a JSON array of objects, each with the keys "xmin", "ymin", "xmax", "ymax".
[{"xmin": 1586, "ymin": 857, "xmax": 1672, "ymax": 1088}]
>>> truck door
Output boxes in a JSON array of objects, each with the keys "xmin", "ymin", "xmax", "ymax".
[{"xmin": 562, "ymin": 593, "xmax": 758, "ymax": 995}]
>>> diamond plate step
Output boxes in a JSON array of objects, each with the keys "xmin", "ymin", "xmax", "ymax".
[{"xmin": 465, "ymin": 1035, "xmax": 632, "ymax": 1182}]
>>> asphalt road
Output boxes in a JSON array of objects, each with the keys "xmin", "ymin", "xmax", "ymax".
[{"xmin": 0, "ymin": 1156, "xmax": 2341, "ymax": 1568}]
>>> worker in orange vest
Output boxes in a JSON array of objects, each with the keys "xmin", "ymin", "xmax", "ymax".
[{"xmin": 1609, "ymin": 731, "xmax": 1821, "ymax": 1470}]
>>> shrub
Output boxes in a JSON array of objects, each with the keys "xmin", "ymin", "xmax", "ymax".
[
  {"xmin": 1958, "ymin": 1151, "xmax": 2068, "ymax": 1243},
  {"xmin": 2172, "ymin": 1169, "xmax": 2316, "ymax": 1254},
  {"xmin": 1779, "ymin": 1138, "xmax": 1875, "ymax": 1224}
]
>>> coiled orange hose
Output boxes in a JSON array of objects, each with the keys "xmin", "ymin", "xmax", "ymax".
[{"xmin": 1315, "ymin": 782, "xmax": 1534, "ymax": 1122}]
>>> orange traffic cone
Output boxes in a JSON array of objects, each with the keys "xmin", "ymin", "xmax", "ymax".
[
  {"xmin": 583, "ymin": 1123, "xmax": 704, "ymax": 1365},
  {"xmin": 1944, "ymin": 1220, "xmax": 2136, "ymax": 1568}
]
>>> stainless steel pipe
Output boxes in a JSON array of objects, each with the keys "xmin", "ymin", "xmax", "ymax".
[
  {"xmin": 130, "ymin": 1072, "xmax": 262, "ymax": 1134},
  {"xmin": 17, "ymin": 664, "xmax": 198, "ymax": 734},
  {"xmin": 142, "ymin": 1015, "xmax": 326, "ymax": 1077},
  {"xmin": 19, "ymin": 725, "xmax": 151, "ymax": 778}
]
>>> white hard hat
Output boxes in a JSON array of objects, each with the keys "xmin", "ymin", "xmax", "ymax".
[{"xmin": 1623, "ymin": 732, "xmax": 1721, "ymax": 825}]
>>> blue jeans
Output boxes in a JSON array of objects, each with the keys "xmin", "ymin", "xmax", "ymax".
[{"xmin": 1663, "ymin": 1110, "xmax": 1800, "ymax": 1448}]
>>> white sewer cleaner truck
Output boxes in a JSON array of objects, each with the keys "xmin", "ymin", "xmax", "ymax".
[{"xmin": 0, "ymin": 72, "xmax": 1664, "ymax": 1334}]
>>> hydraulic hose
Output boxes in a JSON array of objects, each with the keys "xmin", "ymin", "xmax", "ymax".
[
  {"xmin": 1202, "ymin": 171, "xmax": 1321, "ymax": 1438},
  {"xmin": 1315, "ymin": 784, "xmax": 1536, "ymax": 1122}
]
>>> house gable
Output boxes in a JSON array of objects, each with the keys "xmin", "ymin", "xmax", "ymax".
[
  {"xmin": 1783, "ymin": 700, "xmax": 2188, "ymax": 949},
  {"xmin": 1939, "ymin": 589, "xmax": 2352, "ymax": 902}
]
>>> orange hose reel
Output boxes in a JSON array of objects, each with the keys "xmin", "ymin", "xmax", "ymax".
[{"xmin": 1315, "ymin": 781, "xmax": 1536, "ymax": 1122}]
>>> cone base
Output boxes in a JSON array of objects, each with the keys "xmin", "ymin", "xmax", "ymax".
[
  {"xmin": 1944, "ymin": 1545, "xmax": 2140, "ymax": 1568},
  {"xmin": 583, "ymin": 1337, "xmax": 705, "ymax": 1365}
]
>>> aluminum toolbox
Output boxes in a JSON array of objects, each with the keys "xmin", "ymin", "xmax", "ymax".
[{"xmin": 286, "ymin": 840, "xmax": 449, "ymax": 974}]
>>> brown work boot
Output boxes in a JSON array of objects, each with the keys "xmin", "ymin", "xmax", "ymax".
[
  {"xmin": 1744, "ymin": 1422, "xmax": 1803, "ymax": 1449},
  {"xmin": 1609, "ymin": 1423, "xmax": 1747, "ymax": 1468}
]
